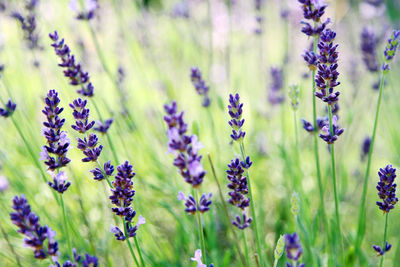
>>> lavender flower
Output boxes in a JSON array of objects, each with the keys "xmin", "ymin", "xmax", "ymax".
[
  {"xmin": 376, "ymin": 165, "xmax": 398, "ymax": 213},
  {"xmin": 315, "ymin": 29, "xmax": 341, "ymax": 104},
  {"xmin": 11, "ymin": 0, "xmax": 41, "ymax": 51},
  {"xmin": 0, "ymin": 98, "xmax": 17, "ymax": 118},
  {"xmin": 382, "ymin": 30, "xmax": 400, "ymax": 72},
  {"xmin": 302, "ymin": 50, "xmax": 318, "ymax": 70},
  {"xmin": 228, "ymin": 94, "xmax": 245, "ymax": 141},
  {"xmin": 190, "ymin": 67, "xmax": 210, "ymax": 107},
  {"xmin": 319, "ymin": 115, "xmax": 344, "ymax": 144},
  {"xmin": 48, "ymin": 171, "xmax": 71, "ymax": 194},
  {"xmin": 0, "ymin": 175, "xmax": 9, "ymax": 192},
  {"xmin": 49, "ymin": 31, "xmax": 94, "ymax": 97},
  {"xmin": 226, "ymin": 158, "xmax": 250, "ymax": 210},
  {"xmin": 178, "ymin": 192, "xmax": 213, "ymax": 214},
  {"xmin": 268, "ymin": 67, "xmax": 284, "ymax": 105},
  {"xmin": 69, "ymin": 0, "xmax": 99, "ymax": 20},
  {"xmin": 40, "ymin": 90, "xmax": 71, "ymax": 171},
  {"xmin": 10, "ymin": 195, "xmax": 58, "ymax": 259},
  {"xmin": 94, "ymin": 119, "xmax": 113, "ymax": 133},
  {"xmin": 164, "ymin": 101, "xmax": 207, "ymax": 188},
  {"xmin": 361, "ymin": 136, "xmax": 371, "ymax": 161},
  {"xmin": 109, "ymin": 161, "xmax": 145, "ymax": 241},
  {"xmin": 232, "ymin": 212, "xmax": 252, "ymax": 230},
  {"xmin": 171, "ymin": 0, "xmax": 190, "ymax": 19},
  {"xmin": 90, "ymin": 160, "xmax": 114, "ymax": 181},
  {"xmin": 360, "ymin": 27, "xmax": 379, "ymax": 72},
  {"xmin": 285, "ymin": 233, "xmax": 305, "ymax": 267},
  {"xmin": 288, "ymin": 84, "xmax": 300, "ymax": 111},
  {"xmin": 191, "ymin": 249, "xmax": 214, "ymax": 267},
  {"xmin": 70, "ymin": 99, "xmax": 95, "ymax": 134},
  {"xmin": 373, "ymin": 241, "xmax": 392, "ymax": 256},
  {"xmin": 254, "ymin": 0, "xmax": 264, "ymax": 34},
  {"xmin": 298, "ymin": 0, "xmax": 330, "ymax": 37},
  {"xmin": 53, "ymin": 248, "xmax": 98, "ymax": 267},
  {"xmin": 76, "ymin": 133, "xmax": 103, "ymax": 162}
]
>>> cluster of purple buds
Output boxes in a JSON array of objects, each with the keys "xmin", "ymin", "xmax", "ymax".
[
  {"xmin": 94, "ymin": 118, "xmax": 113, "ymax": 134},
  {"xmin": 303, "ymin": 50, "xmax": 318, "ymax": 71},
  {"xmin": 373, "ymin": 242, "xmax": 392, "ymax": 257},
  {"xmin": 319, "ymin": 115, "xmax": 344, "ymax": 144},
  {"xmin": 40, "ymin": 90, "xmax": 71, "ymax": 171},
  {"xmin": 376, "ymin": 165, "xmax": 398, "ymax": 213},
  {"xmin": 10, "ymin": 195, "xmax": 59, "ymax": 259},
  {"xmin": 226, "ymin": 158, "xmax": 251, "ymax": 210},
  {"xmin": 298, "ymin": 0, "xmax": 330, "ymax": 37},
  {"xmin": 49, "ymin": 31, "xmax": 94, "ymax": 97},
  {"xmin": 285, "ymin": 233, "xmax": 305, "ymax": 267},
  {"xmin": 69, "ymin": 0, "xmax": 99, "ymax": 20},
  {"xmin": 11, "ymin": 0, "xmax": 41, "ymax": 51},
  {"xmin": 0, "ymin": 98, "xmax": 16, "ymax": 118},
  {"xmin": 268, "ymin": 67, "xmax": 284, "ymax": 105},
  {"xmin": 382, "ymin": 30, "xmax": 400, "ymax": 72},
  {"xmin": 360, "ymin": 27, "xmax": 379, "ymax": 72},
  {"xmin": 315, "ymin": 29, "xmax": 341, "ymax": 105},
  {"xmin": 109, "ymin": 161, "xmax": 145, "ymax": 241},
  {"xmin": 52, "ymin": 248, "xmax": 98, "ymax": 267},
  {"xmin": 164, "ymin": 101, "xmax": 207, "ymax": 187},
  {"xmin": 178, "ymin": 192, "xmax": 212, "ymax": 214},
  {"xmin": 228, "ymin": 94, "xmax": 245, "ymax": 141},
  {"xmin": 361, "ymin": 136, "xmax": 371, "ymax": 161},
  {"xmin": 48, "ymin": 171, "xmax": 71, "ymax": 194},
  {"xmin": 171, "ymin": 0, "xmax": 190, "ymax": 19},
  {"xmin": 301, "ymin": 117, "xmax": 327, "ymax": 133},
  {"xmin": 190, "ymin": 67, "xmax": 210, "ymax": 107}
]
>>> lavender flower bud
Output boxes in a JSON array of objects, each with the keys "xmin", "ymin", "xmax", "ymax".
[
  {"xmin": 288, "ymin": 84, "xmax": 300, "ymax": 110},
  {"xmin": 49, "ymin": 31, "xmax": 94, "ymax": 96},
  {"xmin": 177, "ymin": 192, "xmax": 212, "ymax": 214},
  {"xmin": 190, "ymin": 67, "xmax": 210, "ymax": 107},
  {"xmin": 40, "ymin": 90, "xmax": 71, "ymax": 171},
  {"xmin": 69, "ymin": 98, "xmax": 95, "ymax": 134},
  {"xmin": 94, "ymin": 119, "xmax": 113, "ymax": 134},
  {"xmin": 376, "ymin": 165, "xmax": 398, "ymax": 213},
  {"xmin": 10, "ymin": 195, "xmax": 59, "ymax": 259},
  {"xmin": 319, "ymin": 115, "xmax": 344, "ymax": 144},
  {"xmin": 373, "ymin": 241, "xmax": 392, "ymax": 256},
  {"xmin": 285, "ymin": 233, "xmax": 305, "ymax": 267},
  {"xmin": 382, "ymin": 30, "xmax": 400, "ymax": 72},
  {"xmin": 315, "ymin": 28, "xmax": 341, "ymax": 105},
  {"xmin": 0, "ymin": 98, "xmax": 17, "ymax": 117},
  {"xmin": 268, "ymin": 67, "xmax": 284, "ymax": 105},
  {"xmin": 302, "ymin": 50, "xmax": 318, "ymax": 70},
  {"xmin": 48, "ymin": 171, "xmax": 71, "ymax": 194},
  {"xmin": 232, "ymin": 212, "xmax": 252, "ymax": 230},
  {"xmin": 69, "ymin": 0, "xmax": 99, "ymax": 20},
  {"xmin": 226, "ymin": 158, "xmax": 250, "ymax": 210},
  {"xmin": 360, "ymin": 27, "xmax": 379, "ymax": 72},
  {"xmin": 361, "ymin": 136, "xmax": 371, "ymax": 161},
  {"xmin": 76, "ymin": 133, "xmax": 103, "ymax": 162},
  {"xmin": 228, "ymin": 93, "xmax": 245, "ymax": 141}
]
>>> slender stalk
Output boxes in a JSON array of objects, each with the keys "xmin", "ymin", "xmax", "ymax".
[
  {"xmin": 60, "ymin": 195, "xmax": 73, "ymax": 261},
  {"xmin": 239, "ymin": 142, "xmax": 263, "ymax": 267},
  {"xmin": 380, "ymin": 213, "xmax": 389, "ymax": 267},
  {"xmin": 0, "ymin": 224, "xmax": 22, "ymax": 267},
  {"xmin": 242, "ymin": 229, "xmax": 250, "ymax": 267},
  {"xmin": 207, "ymin": 153, "xmax": 247, "ymax": 266},
  {"xmin": 194, "ymin": 190, "xmax": 207, "ymax": 265},
  {"xmin": 311, "ymin": 35, "xmax": 328, "ymax": 246},
  {"xmin": 355, "ymin": 73, "xmax": 386, "ymax": 255},
  {"xmin": 123, "ymin": 218, "xmax": 140, "ymax": 267},
  {"xmin": 328, "ymin": 105, "xmax": 343, "ymax": 264},
  {"xmin": 134, "ymin": 236, "xmax": 145, "ymax": 267}
]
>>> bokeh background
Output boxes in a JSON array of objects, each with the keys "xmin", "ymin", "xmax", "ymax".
[{"xmin": 1, "ymin": 0, "xmax": 400, "ymax": 266}]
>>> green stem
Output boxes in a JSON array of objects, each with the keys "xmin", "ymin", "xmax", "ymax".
[
  {"xmin": 380, "ymin": 213, "xmax": 389, "ymax": 267},
  {"xmin": 123, "ymin": 218, "xmax": 140, "ymax": 267},
  {"xmin": 194, "ymin": 190, "xmax": 207, "ymax": 265},
  {"xmin": 0, "ymin": 224, "xmax": 23, "ymax": 267},
  {"xmin": 239, "ymin": 142, "xmax": 263, "ymax": 267},
  {"xmin": 60, "ymin": 195, "xmax": 73, "ymax": 261},
  {"xmin": 134, "ymin": 236, "xmax": 145, "ymax": 267},
  {"xmin": 355, "ymin": 73, "xmax": 386, "ymax": 255},
  {"xmin": 242, "ymin": 229, "xmax": 250, "ymax": 267},
  {"xmin": 328, "ymin": 105, "xmax": 343, "ymax": 265},
  {"xmin": 207, "ymin": 153, "xmax": 247, "ymax": 266},
  {"xmin": 311, "ymin": 35, "xmax": 328, "ymax": 249}
]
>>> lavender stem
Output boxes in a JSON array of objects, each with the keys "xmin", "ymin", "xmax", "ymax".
[
  {"xmin": 134, "ymin": 236, "xmax": 145, "ymax": 267},
  {"xmin": 241, "ymin": 229, "xmax": 250, "ymax": 267},
  {"xmin": 380, "ymin": 213, "xmax": 389, "ymax": 267},
  {"xmin": 123, "ymin": 217, "xmax": 140, "ymax": 267},
  {"xmin": 60, "ymin": 194, "xmax": 73, "ymax": 261},
  {"xmin": 194, "ymin": 190, "xmax": 207, "ymax": 265},
  {"xmin": 355, "ymin": 72, "xmax": 386, "ymax": 254},
  {"xmin": 0, "ymin": 223, "xmax": 22, "ymax": 267}
]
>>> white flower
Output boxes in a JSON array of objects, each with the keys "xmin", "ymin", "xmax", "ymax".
[
  {"xmin": 177, "ymin": 191, "xmax": 186, "ymax": 201},
  {"xmin": 137, "ymin": 215, "xmax": 146, "ymax": 226},
  {"xmin": 191, "ymin": 249, "xmax": 206, "ymax": 267}
]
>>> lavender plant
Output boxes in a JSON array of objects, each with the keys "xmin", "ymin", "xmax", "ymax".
[
  {"xmin": 285, "ymin": 233, "xmax": 305, "ymax": 267},
  {"xmin": 373, "ymin": 165, "xmax": 398, "ymax": 266},
  {"xmin": 190, "ymin": 67, "xmax": 210, "ymax": 107},
  {"xmin": 227, "ymin": 93, "xmax": 262, "ymax": 266}
]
